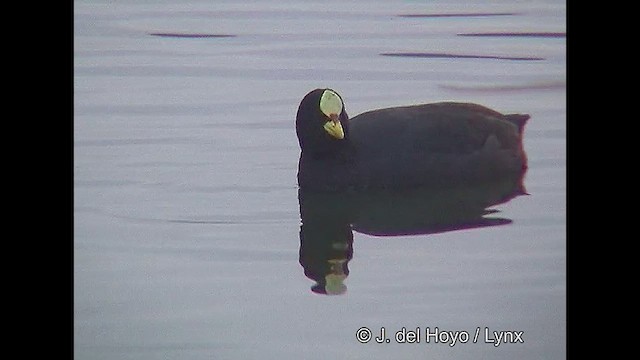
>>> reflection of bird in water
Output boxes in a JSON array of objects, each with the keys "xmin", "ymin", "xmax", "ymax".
[
  {"xmin": 351, "ymin": 173, "xmax": 527, "ymax": 236},
  {"xmin": 297, "ymin": 166, "xmax": 528, "ymax": 295},
  {"xmin": 298, "ymin": 191, "xmax": 354, "ymax": 295},
  {"xmin": 295, "ymin": 88, "xmax": 529, "ymax": 192}
]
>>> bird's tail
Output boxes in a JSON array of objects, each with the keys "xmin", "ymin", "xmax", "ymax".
[{"xmin": 505, "ymin": 114, "xmax": 530, "ymax": 137}]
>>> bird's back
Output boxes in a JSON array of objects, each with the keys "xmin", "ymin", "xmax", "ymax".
[{"xmin": 348, "ymin": 102, "xmax": 529, "ymax": 189}]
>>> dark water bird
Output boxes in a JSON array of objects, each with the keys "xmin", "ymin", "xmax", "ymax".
[{"xmin": 296, "ymin": 88, "xmax": 529, "ymax": 191}]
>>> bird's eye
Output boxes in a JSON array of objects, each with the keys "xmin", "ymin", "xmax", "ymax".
[{"xmin": 319, "ymin": 89, "xmax": 343, "ymax": 118}]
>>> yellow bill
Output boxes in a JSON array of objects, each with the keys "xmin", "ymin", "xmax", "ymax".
[{"xmin": 324, "ymin": 119, "xmax": 344, "ymax": 139}]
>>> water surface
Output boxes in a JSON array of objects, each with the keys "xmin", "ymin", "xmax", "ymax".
[{"xmin": 75, "ymin": 1, "xmax": 566, "ymax": 359}]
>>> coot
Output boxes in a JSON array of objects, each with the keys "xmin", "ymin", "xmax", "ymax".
[{"xmin": 296, "ymin": 88, "xmax": 529, "ymax": 191}]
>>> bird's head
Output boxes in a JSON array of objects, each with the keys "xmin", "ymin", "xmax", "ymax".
[{"xmin": 296, "ymin": 88, "xmax": 350, "ymax": 153}]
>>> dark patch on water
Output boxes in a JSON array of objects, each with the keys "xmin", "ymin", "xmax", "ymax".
[
  {"xmin": 397, "ymin": 12, "xmax": 518, "ymax": 18},
  {"xmin": 440, "ymin": 81, "xmax": 566, "ymax": 92},
  {"xmin": 149, "ymin": 33, "xmax": 237, "ymax": 38},
  {"xmin": 458, "ymin": 32, "xmax": 566, "ymax": 38},
  {"xmin": 380, "ymin": 52, "xmax": 544, "ymax": 61}
]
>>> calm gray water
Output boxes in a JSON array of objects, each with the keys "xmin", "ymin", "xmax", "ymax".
[{"xmin": 74, "ymin": 1, "xmax": 566, "ymax": 359}]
